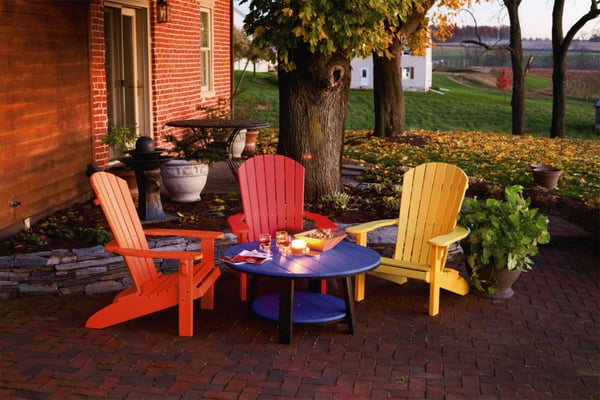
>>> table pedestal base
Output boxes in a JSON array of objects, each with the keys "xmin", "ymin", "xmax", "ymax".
[
  {"xmin": 250, "ymin": 275, "xmax": 356, "ymax": 344},
  {"xmin": 252, "ymin": 292, "xmax": 346, "ymax": 324}
]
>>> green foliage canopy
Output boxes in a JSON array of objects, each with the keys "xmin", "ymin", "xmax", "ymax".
[
  {"xmin": 241, "ymin": 0, "xmax": 416, "ymax": 70},
  {"xmin": 241, "ymin": 0, "xmax": 476, "ymax": 70}
]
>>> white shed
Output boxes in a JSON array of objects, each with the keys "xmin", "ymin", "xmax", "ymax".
[{"xmin": 350, "ymin": 47, "xmax": 432, "ymax": 92}]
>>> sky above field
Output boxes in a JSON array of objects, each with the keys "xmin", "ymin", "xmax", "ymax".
[
  {"xmin": 458, "ymin": 0, "xmax": 599, "ymax": 40},
  {"xmin": 234, "ymin": 0, "xmax": 599, "ymax": 40}
]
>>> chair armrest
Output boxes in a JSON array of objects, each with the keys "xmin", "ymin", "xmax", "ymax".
[
  {"xmin": 143, "ymin": 228, "xmax": 223, "ymax": 241},
  {"xmin": 345, "ymin": 219, "xmax": 399, "ymax": 246},
  {"xmin": 227, "ymin": 213, "xmax": 250, "ymax": 243},
  {"xmin": 303, "ymin": 211, "xmax": 339, "ymax": 231},
  {"xmin": 105, "ymin": 239, "xmax": 203, "ymax": 261},
  {"xmin": 428, "ymin": 226, "xmax": 469, "ymax": 248}
]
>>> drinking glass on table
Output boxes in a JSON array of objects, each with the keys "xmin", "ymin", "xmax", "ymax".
[
  {"xmin": 259, "ymin": 233, "xmax": 272, "ymax": 255},
  {"xmin": 276, "ymin": 231, "xmax": 291, "ymax": 255}
]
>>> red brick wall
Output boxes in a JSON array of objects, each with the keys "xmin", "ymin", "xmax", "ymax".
[
  {"xmin": 89, "ymin": 0, "xmax": 109, "ymax": 167},
  {"xmin": 151, "ymin": 0, "xmax": 232, "ymax": 147},
  {"xmin": 91, "ymin": 0, "xmax": 232, "ymax": 165}
]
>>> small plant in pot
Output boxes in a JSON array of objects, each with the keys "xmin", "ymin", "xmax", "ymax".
[
  {"xmin": 102, "ymin": 124, "xmax": 138, "ymax": 155},
  {"xmin": 101, "ymin": 124, "xmax": 139, "ymax": 204},
  {"xmin": 458, "ymin": 185, "xmax": 551, "ymax": 298},
  {"xmin": 160, "ymin": 131, "xmax": 228, "ymax": 202}
]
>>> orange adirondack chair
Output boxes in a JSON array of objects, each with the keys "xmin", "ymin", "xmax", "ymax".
[
  {"xmin": 86, "ymin": 171, "xmax": 223, "ymax": 336},
  {"xmin": 346, "ymin": 162, "xmax": 470, "ymax": 316},
  {"xmin": 228, "ymin": 154, "xmax": 339, "ymax": 300}
]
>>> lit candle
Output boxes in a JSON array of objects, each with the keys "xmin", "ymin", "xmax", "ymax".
[{"xmin": 291, "ymin": 239, "xmax": 307, "ymax": 255}]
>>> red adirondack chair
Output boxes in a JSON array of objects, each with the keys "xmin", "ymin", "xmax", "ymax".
[
  {"xmin": 86, "ymin": 171, "xmax": 223, "ymax": 336},
  {"xmin": 228, "ymin": 154, "xmax": 339, "ymax": 300}
]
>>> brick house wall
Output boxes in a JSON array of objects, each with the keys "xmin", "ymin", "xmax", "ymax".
[{"xmin": 0, "ymin": 0, "xmax": 232, "ymax": 239}]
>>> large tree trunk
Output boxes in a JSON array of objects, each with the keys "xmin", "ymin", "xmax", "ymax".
[
  {"xmin": 504, "ymin": 0, "xmax": 526, "ymax": 135},
  {"xmin": 277, "ymin": 44, "xmax": 350, "ymax": 201},
  {"xmin": 550, "ymin": 41, "xmax": 568, "ymax": 139},
  {"xmin": 373, "ymin": 38, "xmax": 404, "ymax": 137},
  {"xmin": 371, "ymin": 2, "xmax": 432, "ymax": 138}
]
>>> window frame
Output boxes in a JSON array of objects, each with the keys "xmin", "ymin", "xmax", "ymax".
[{"xmin": 200, "ymin": 7, "xmax": 214, "ymax": 96}]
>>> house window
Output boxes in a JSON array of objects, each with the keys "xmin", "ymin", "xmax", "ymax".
[
  {"xmin": 200, "ymin": 8, "xmax": 213, "ymax": 94},
  {"xmin": 402, "ymin": 67, "xmax": 414, "ymax": 80}
]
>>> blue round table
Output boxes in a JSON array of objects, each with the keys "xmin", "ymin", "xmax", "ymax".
[{"xmin": 224, "ymin": 240, "xmax": 380, "ymax": 344}]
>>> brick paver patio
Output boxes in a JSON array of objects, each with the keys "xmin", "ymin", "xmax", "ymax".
[{"xmin": 0, "ymin": 163, "xmax": 598, "ymax": 399}]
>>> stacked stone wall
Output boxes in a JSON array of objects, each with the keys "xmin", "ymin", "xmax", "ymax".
[{"xmin": 0, "ymin": 235, "xmax": 236, "ymax": 299}]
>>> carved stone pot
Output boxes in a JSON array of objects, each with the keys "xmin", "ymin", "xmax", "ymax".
[
  {"xmin": 160, "ymin": 159, "xmax": 209, "ymax": 202},
  {"xmin": 231, "ymin": 129, "xmax": 246, "ymax": 158}
]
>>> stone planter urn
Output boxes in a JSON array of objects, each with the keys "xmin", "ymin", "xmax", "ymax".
[
  {"xmin": 160, "ymin": 159, "xmax": 209, "ymax": 202},
  {"xmin": 231, "ymin": 129, "xmax": 246, "ymax": 158},
  {"xmin": 530, "ymin": 164, "xmax": 562, "ymax": 190}
]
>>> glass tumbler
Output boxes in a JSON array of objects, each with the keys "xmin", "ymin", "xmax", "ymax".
[
  {"xmin": 258, "ymin": 233, "xmax": 271, "ymax": 255},
  {"xmin": 276, "ymin": 231, "xmax": 291, "ymax": 255}
]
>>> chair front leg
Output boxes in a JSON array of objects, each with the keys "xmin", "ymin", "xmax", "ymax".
[{"xmin": 178, "ymin": 259, "xmax": 195, "ymax": 336}]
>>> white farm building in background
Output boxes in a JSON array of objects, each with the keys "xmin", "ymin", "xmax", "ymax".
[{"xmin": 350, "ymin": 47, "xmax": 432, "ymax": 92}]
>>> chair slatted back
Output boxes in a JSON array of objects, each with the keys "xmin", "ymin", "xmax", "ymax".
[
  {"xmin": 237, "ymin": 154, "xmax": 305, "ymax": 242},
  {"xmin": 395, "ymin": 163, "xmax": 468, "ymax": 264},
  {"xmin": 90, "ymin": 172, "xmax": 159, "ymax": 293}
]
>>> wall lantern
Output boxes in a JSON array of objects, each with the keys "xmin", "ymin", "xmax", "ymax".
[{"xmin": 157, "ymin": 0, "xmax": 171, "ymax": 23}]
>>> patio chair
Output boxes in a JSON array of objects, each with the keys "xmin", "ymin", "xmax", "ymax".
[
  {"xmin": 345, "ymin": 162, "xmax": 470, "ymax": 316},
  {"xmin": 228, "ymin": 154, "xmax": 339, "ymax": 300},
  {"xmin": 86, "ymin": 171, "xmax": 223, "ymax": 336}
]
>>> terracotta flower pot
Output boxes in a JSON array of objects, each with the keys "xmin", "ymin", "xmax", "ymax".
[
  {"xmin": 108, "ymin": 166, "xmax": 138, "ymax": 206},
  {"xmin": 244, "ymin": 129, "xmax": 259, "ymax": 153},
  {"xmin": 530, "ymin": 164, "xmax": 562, "ymax": 190}
]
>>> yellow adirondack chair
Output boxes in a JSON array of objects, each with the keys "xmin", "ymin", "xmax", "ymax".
[
  {"xmin": 345, "ymin": 162, "xmax": 470, "ymax": 316},
  {"xmin": 86, "ymin": 171, "xmax": 223, "ymax": 336}
]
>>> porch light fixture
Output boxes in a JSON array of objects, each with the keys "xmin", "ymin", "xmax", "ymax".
[{"xmin": 157, "ymin": 0, "xmax": 171, "ymax": 23}]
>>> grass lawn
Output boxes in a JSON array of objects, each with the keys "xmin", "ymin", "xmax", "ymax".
[
  {"xmin": 235, "ymin": 70, "xmax": 597, "ymax": 139},
  {"xmin": 235, "ymin": 70, "xmax": 599, "ymax": 208}
]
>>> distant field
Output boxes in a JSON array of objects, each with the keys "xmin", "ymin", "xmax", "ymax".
[{"xmin": 432, "ymin": 42, "xmax": 600, "ymax": 71}]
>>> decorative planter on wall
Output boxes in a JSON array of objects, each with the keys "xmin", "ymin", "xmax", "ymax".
[
  {"xmin": 530, "ymin": 164, "xmax": 562, "ymax": 190},
  {"xmin": 160, "ymin": 159, "xmax": 209, "ymax": 202}
]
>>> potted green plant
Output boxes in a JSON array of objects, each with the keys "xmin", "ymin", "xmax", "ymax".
[
  {"xmin": 101, "ymin": 124, "xmax": 139, "ymax": 204},
  {"xmin": 102, "ymin": 124, "xmax": 138, "ymax": 155},
  {"xmin": 160, "ymin": 130, "xmax": 228, "ymax": 202},
  {"xmin": 458, "ymin": 185, "xmax": 551, "ymax": 299}
]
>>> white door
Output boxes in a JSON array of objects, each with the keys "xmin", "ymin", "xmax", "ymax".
[
  {"xmin": 360, "ymin": 68, "xmax": 369, "ymax": 87},
  {"xmin": 104, "ymin": 4, "xmax": 150, "ymax": 158}
]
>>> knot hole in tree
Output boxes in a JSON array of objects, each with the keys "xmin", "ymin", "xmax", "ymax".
[{"xmin": 329, "ymin": 66, "xmax": 344, "ymax": 88}]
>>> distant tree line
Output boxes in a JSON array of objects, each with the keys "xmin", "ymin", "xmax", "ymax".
[
  {"xmin": 433, "ymin": 25, "xmax": 600, "ymax": 42},
  {"xmin": 436, "ymin": 25, "xmax": 511, "ymax": 42}
]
